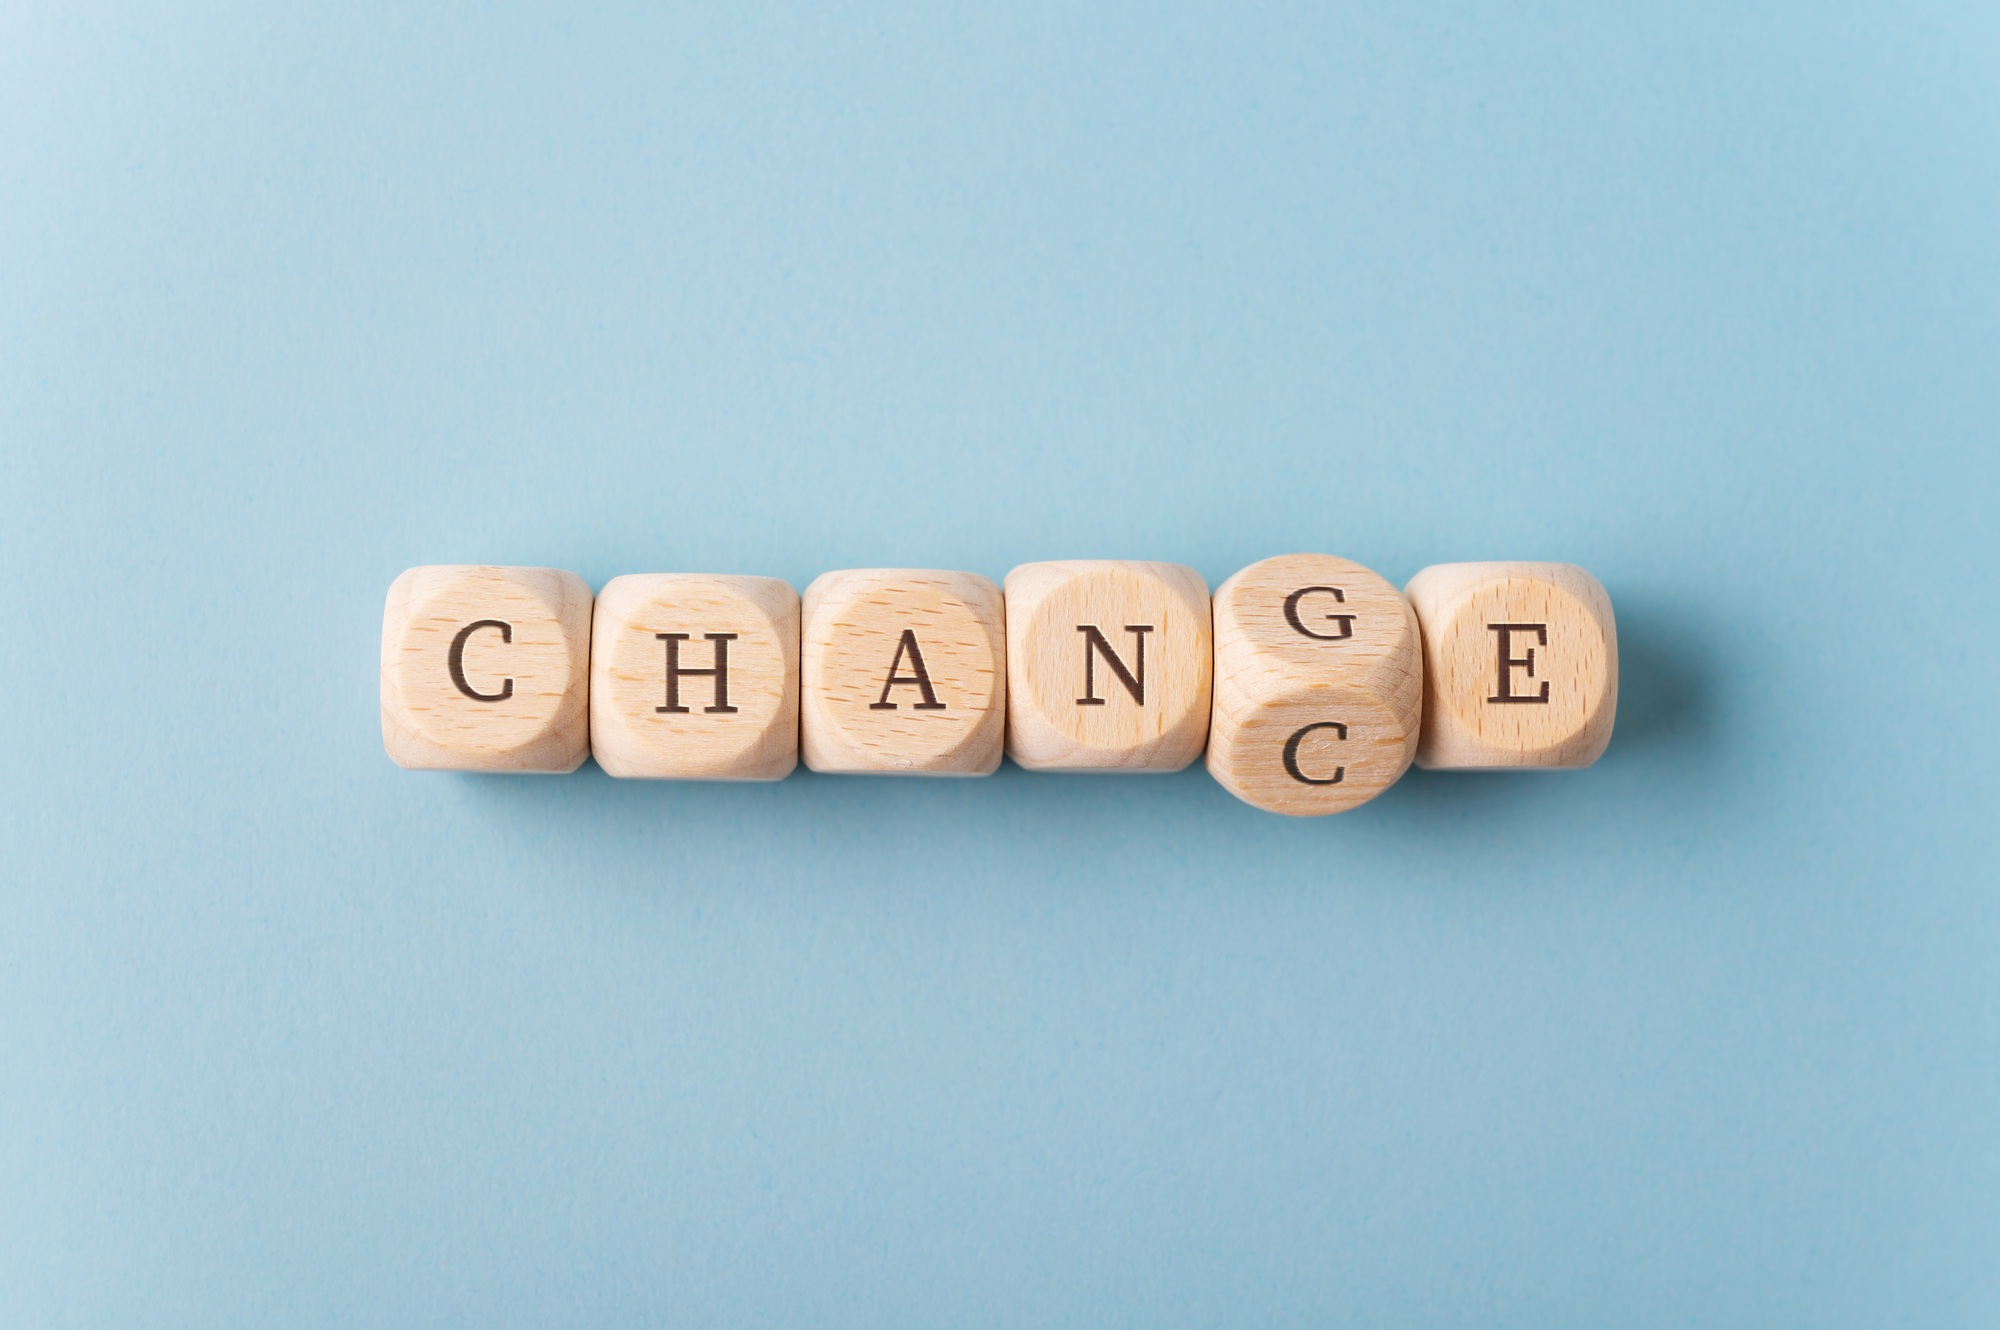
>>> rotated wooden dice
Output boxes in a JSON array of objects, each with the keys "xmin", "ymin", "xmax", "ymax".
[
  {"xmin": 589, "ymin": 574, "xmax": 799, "ymax": 780},
  {"xmin": 1403, "ymin": 561, "xmax": 1617, "ymax": 769},
  {"xmin": 1207, "ymin": 554, "xmax": 1423, "ymax": 815},
  {"xmin": 1003, "ymin": 560, "xmax": 1212, "ymax": 772},
  {"xmin": 380, "ymin": 565, "xmax": 594, "ymax": 772},
  {"xmin": 800, "ymin": 569, "xmax": 1006, "ymax": 775}
]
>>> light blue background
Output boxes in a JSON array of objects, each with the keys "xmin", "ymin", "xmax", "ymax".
[{"xmin": 3, "ymin": 2, "xmax": 1996, "ymax": 1325}]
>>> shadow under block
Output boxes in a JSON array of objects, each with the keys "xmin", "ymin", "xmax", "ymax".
[
  {"xmin": 1003, "ymin": 560, "xmax": 1213, "ymax": 772},
  {"xmin": 1403, "ymin": 561, "xmax": 1618, "ymax": 770},
  {"xmin": 380, "ymin": 565, "xmax": 594, "ymax": 772},
  {"xmin": 800, "ymin": 569, "xmax": 1006, "ymax": 775},
  {"xmin": 589, "ymin": 574, "xmax": 800, "ymax": 780},
  {"xmin": 1206, "ymin": 554, "xmax": 1423, "ymax": 816}
]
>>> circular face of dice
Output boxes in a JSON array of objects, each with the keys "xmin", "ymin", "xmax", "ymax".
[
  {"xmin": 1403, "ymin": 562, "xmax": 1617, "ymax": 770},
  {"xmin": 1207, "ymin": 554, "xmax": 1423, "ymax": 816},
  {"xmin": 800, "ymin": 569, "xmax": 1006, "ymax": 776},
  {"xmin": 1003, "ymin": 560, "xmax": 1214, "ymax": 773},
  {"xmin": 380, "ymin": 565, "xmax": 594, "ymax": 773},
  {"xmin": 590, "ymin": 573, "xmax": 800, "ymax": 781}
]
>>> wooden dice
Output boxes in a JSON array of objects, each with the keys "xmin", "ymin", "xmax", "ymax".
[
  {"xmin": 590, "ymin": 574, "xmax": 800, "ymax": 780},
  {"xmin": 1003, "ymin": 561, "xmax": 1213, "ymax": 772},
  {"xmin": 1403, "ymin": 562, "xmax": 1617, "ymax": 769},
  {"xmin": 381, "ymin": 554, "xmax": 1619, "ymax": 796},
  {"xmin": 801, "ymin": 569, "xmax": 1006, "ymax": 775},
  {"xmin": 1207, "ymin": 554, "xmax": 1422, "ymax": 815},
  {"xmin": 380, "ymin": 565, "xmax": 594, "ymax": 772}
]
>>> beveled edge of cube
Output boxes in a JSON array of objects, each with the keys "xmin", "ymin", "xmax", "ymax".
[
  {"xmin": 595, "ymin": 571, "xmax": 798, "ymax": 623},
  {"xmin": 1002, "ymin": 558, "xmax": 1210, "ymax": 608}
]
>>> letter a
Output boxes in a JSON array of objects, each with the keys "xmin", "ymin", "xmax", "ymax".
[{"xmin": 870, "ymin": 629, "xmax": 946, "ymax": 710}]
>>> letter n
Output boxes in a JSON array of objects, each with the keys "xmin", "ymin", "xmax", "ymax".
[{"xmin": 1076, "ymin": 624, "xmax": 1152, "ymax": 706}]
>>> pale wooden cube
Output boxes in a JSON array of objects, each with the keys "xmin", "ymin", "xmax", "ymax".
[
  {"xmin": 1403, "ymin": 561, "xmax": 1617, "ymax": 769},
  {"xmin": 381, "ymin": 565, "xmax": 593, "ymax": 773},
  {"xmin": 1004, "ymin": 560, "xmax": 1212, "ymax": 772},
  {"xmin": 800, "ymin": 569, "xmax": 1006, "ymax": 776},
  {"xmin": 589, "ymin": 574, "xmax": 799, "ymax": 781},
  {"xmin": 1206, "ymin": 554, "xmax": 1422, "ymax": 816}
]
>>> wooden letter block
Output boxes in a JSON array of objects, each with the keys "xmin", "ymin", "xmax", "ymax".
[
  {"xmin": 1206, "ymin": 554, "xmax": 1422, "ymax": 816},
  {"xmin": 589, "ymin": 574, "xmax": 799, "ymax": 780},
  {"xmin": 380, "ymin": 565, "xmax": 593, "ymax": 772},
  {"xmin": 1003, "ymin": 560, "xmax": 1212, "ymax": 772},
  {"xmin": 800, "ymin": 569, "xmax": 1006, "ymax": 775},
  {"xmin": 1403, "ymin": 561, "xmax": 1617, "ymax": 769}
]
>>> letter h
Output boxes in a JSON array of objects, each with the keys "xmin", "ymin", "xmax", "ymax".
[{"xmin": 656, "ymin": 632, "xmax": 740, "ymax": 714}]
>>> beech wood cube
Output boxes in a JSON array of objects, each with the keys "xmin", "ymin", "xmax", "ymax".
[
  {"xmin": 1403, "ymin": 561, "xmax": 1617, "ymax": 769},
  {"xmin": 1004, "ymin": 560, "xmax": 1212, "ymax": 772},
  {"xmin": 800, "ymin": 569, "xmax": 1006, "ymax": 775},
  {"xmin": 1207, "ymin": 553, "xmax": 1423, "ymax": 815},
  {"xmin": 380, "ymin": 565, "xmax": 593, "ymax": 772},
  {"xmin": 590, "ymin": 574, "xmax": 799, "ymax": 780}
]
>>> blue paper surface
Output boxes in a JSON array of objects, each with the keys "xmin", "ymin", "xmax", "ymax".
[{"xmin": 3, "ymin": 2, "xmax": 1996, "ymax": 1324}]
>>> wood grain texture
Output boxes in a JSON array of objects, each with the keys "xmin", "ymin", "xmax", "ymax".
[
  {"xmin": 800, "ymin": 569, "xmax": 1005, "ymax": 775},
  {"xmin": 1206, "ymin": 554, "xmax": 1422, "ymax": 815},
  {"xmin": 1404, "ymin": 561, "xmax": 1617, "ymax": 770},
  {"xmin": 1003, "ymin": 560, "xmax": 1212, "ymax": 772},
  {"xmin": 589, "ymin": 573, "xmax": 799, "ymax": 781},
  {"xmin": 380, "ymin": 564, "xmax": 593, "ymax": 772}
]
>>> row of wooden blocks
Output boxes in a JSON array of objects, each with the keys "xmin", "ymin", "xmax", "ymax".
[{"xmin": 381, "ymin": 557, "xmax": 1617, "ymax": 816}]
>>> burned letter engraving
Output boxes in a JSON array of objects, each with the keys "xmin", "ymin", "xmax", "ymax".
[
  {"xmin": 1281, "ymin": 720, "xmax": 1347, "ymax": 785},
  {"xmin": 1075, "ymin": 624, "xmax": 1152, "ymax": 706},
  {"xmin": 869, "ymin": 629, "xmax": 947, "ymax": 711},
  {"xmin": 447, "ymin": 619, "xmax": 514, "ymax": 702},
  {"xmin": 657, "ymin": 632, "xmax": 740, "ymax": 714},
  {"xmin": 1486, "ymin": 623, "xmax": 1550, "ymax": 704},
  {"xmin": 1283, "ymin": 586, "xmax": 1355, "ymax": 641}
]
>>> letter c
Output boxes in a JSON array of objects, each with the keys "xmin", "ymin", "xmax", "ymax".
[
  {"xmin": 1282, "ymin": 720, "xmax": 1347, "ymax": 785},
  {"xmin": 448, "ymin": 619, "xmax": 514, "ymax": 702}
]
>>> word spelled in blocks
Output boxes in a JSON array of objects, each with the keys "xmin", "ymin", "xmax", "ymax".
[
  {"xmin": 1403, "ymin": 561, "xmax": 1618, "ymax": 769},
  {"xmin": 801, "ymin": 570, "xmax": 1006, "ymax": 775},
  {"xmin": 591, "ymin": 574, "xmax": 800, "ymax": 780},
  {"xmin": 1207, "ymin": 554, "xmax": 1422, "ymax": 816},
  {"xmin": 379, "ymin": 553, "xmax": 1621, "ymax": 807},
  {"xmin": 380, "ymin": 565, "xmax": 594, "ymax": 772},
  {"xmin": 1003, "ymin": 560, "xmax": 1213, "ymax": 772}
]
